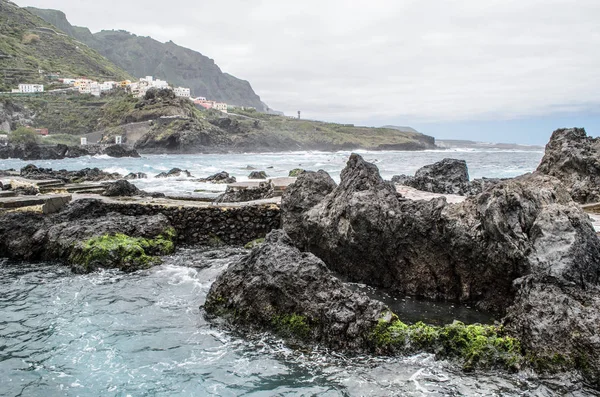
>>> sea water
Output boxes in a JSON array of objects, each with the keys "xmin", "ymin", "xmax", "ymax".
[{"xmin": 2, "ymin": 149, "xmax": 597, "ymax": 396}]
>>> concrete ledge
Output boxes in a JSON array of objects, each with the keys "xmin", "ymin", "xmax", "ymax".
[{"xmin": 0, "ymin": 194, "xmax": 72, "ymax": 214}]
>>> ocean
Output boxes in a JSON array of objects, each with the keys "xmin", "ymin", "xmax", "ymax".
[{"xmin": 2, "ymin": 149, "xmax": 596, "ymax": 396}]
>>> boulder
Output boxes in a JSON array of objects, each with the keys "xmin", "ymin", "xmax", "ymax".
[
  {"xmin": 215, "ymin": 181, "xmax": 274, "ymax": 203},
  {"xmin": 205, "ymin": 229, "xmax": 525, "ymax": 369},
  {"xmin": 248, "ymin": 171, "xmax": 268, "ymax": 179},
  {"xmin": 393, "ymin": 158, "xmax": 472, "ymax": 195},
  {"xmin": 537, "ymin": 127, "xmax": 600, "ymax": 204},
  {"xmin": 20, "ymin": 164, "xmax": 121, "ymax": 183},
  {"xmin": 155, "ymin": 168, "xmax": 193, "ymax": 178},
  {"xmin": 281, "ymin": 170, "xmax": 337, "ymax": 243},
  {"xmin": 124, "ymin": 172, "xmax": 148, "ymax": 180},
  {"xmin": 102, "ymin": 144, "xmax": 141, "ymax": 158},
  {"xmin": 195, "ymin": 171, "xmax": 236, "ymax": 184},
  {"xmin": 102, "ymin": 180, "xmax": 141, "ymax": 197},
  {"xmin": 205, "ymin": 230, "xmax": 389, "ymax": 350}
]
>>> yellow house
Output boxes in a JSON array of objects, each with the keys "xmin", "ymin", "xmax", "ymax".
[{"xmin": 118, "ymin": 80, "xmax": 132, "ymax": 88}]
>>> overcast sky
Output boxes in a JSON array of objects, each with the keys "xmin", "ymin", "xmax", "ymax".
[{"xmin": 15, "ymin": 0, "xmax": 600, "ymax": 144}]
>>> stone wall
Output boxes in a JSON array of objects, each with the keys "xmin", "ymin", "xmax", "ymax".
[{"xmin": 79, "ymin": 200, "xmax": 281, "ymax": 246}]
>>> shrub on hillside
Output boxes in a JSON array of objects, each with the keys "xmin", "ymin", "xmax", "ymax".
[
  {"xmin": 22, "ymin": 33, "xmax": 40, "ymax": 44},
  {"xmin": 9, "ymin": 126, "xmax": 40, "ymax": 145}
]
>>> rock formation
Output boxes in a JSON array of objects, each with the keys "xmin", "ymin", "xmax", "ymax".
[
  {"xmin": 284, "ymin": 154, "xmax": 600, "ymax": 312},
  {"xmin": 20, "ymin": 164, "xmax": 122, "ymax": 183},
  {"xmin": 205, "ymin": 230, "xmax": 389, "ymax": 350},
  {"xmin": 102, "ymin": 144, "xmax": 141, "ymax": 158},
  {"xmin": 537, "ymin": 127, "xmax": 600, "ymax": 204},
  {"xmin": 280, "ymin": 153, "xmax": 600, "ymax": 384},
  {"xmin": 155, "ymin": 168, "xmax": 193, "ymax": 178},
  {"xmin": 248, "ymin": 171, "xmax": 268, "ymax": 179},
  {"xmin": 102, "ymin": 179, "xmax": 165, "ymax": 198},
  {"xmin": 195, "ymin": 171, "xmax": 236, "ymax": 184},
  {"xmin": 392, "ymin": 158, "xmax": 501, "ymax": 196},
  {"xmin": 0, "ymin": 199, "xmax": 175, "ymax": 273}
]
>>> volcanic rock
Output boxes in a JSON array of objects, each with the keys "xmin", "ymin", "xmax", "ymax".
[
  {"xmin": 537, "ymin": 127, "xmax": 600, "ymax": 204},
  {"xmin": 102, "ymin": 144, "xmax": 141, "ymax": 158},
  {"xmin": 248, "ymin": 171, "xmax": 268, "ymax": 179},
  {"xmin": 195, "ymin": 171, "xmax": 236, "ymax": 184},
  {"xmin": 204, "ymin": 229, "xmax": 389, "ymax": 350},
  {"xmin": 215, "ymin": 181, "xmax": 274, "ymax": 203},
  {"xmin": 155, "ymin": 168, "xmax": 193, "ymax": 178}
]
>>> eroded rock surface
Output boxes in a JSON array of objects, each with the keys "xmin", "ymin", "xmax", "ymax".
[
  {"xmin": 537, "ymin": 127, "xmax": 600, "ymax": 204},
  {"xmin": 205, "ymin": 230, "xmax": 389, "ymax": 350},
  {"xmin": 195, "ymin": 171, "xmax": 236, "ymax": 184},
  {"xmin": 0, "ymin": 199, "xmax": 175, "ymax": 273},
  {"xmin": 20, "ymin": 164, "xmax": 121, "ymax": 182},
  {"xmin": 281, "ymin": 153, "xmax": 600, "ymax": 385},
  {"xmin": 392, "ymin": 158, "xmax": 500, "ymax": 196}
]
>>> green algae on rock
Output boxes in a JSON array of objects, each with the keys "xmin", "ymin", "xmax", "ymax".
[
  {"xmin": 69, "ymin": 228, "xmax": 176, "ymax": 273},
  {"xmin": 370, "ymin": 315, "xmax": 522, "ymax": 370}
]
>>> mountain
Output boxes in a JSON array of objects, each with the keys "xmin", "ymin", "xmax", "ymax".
[
  {"xmin": 0, "ymin": 0, "xmax": 132, "ymax": 92},
  {"xmin": 27, "ymin": 7, "xmax": 267, "ymax": 110}
]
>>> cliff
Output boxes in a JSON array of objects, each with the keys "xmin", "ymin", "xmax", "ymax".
[
  {"xmin": 27, "ymin": 7, "xmax": 267, "ymax": 110},
  {"xmin": 0, "ymin": 1, "xmax": 132, "ymax": 92}
]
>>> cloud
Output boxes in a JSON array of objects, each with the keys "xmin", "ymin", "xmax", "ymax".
[{"xmin": 15, "ymin": 0, "xmax": 600, "ymax": 125}]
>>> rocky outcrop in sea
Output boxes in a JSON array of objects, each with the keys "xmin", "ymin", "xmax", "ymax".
[
  {"xmin": 0, "ymin": 143, "xmax": 140, "ymax": 160},
  {"xmin": 206, "ymin": 152, "xmax": 600, "ymax": 385},
  {"xmin": 392, "ymin": 158, "xmax": 502, "ymax": 196},
  {"xmin": 20, "ymin": 164, "xmax": 121, "ymax": 183},
  {"xmin": 537, "ymin": 127, "xmax": 600, "ymax": 204}
]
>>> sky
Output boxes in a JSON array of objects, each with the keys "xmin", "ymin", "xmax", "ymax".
[{"xmin": 14, "ymin": 0, "xmax": 600, "ymax": 145}]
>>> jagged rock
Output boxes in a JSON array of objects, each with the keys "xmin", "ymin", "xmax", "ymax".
[
  {"xmin": 204, "ymin": 230, "xmax": 389, "ymax": 350},
  {"xmin": 20, "ymin": 164, "xmax": 121, "ymax": 183},
  {"xmin": 248, "ymin": 171, "xmax": 268, "ymax": 179},
  {"xmin": 281, "ymin": 170, "xmax": 337, "ymax": 243},
  {"xmin": 503, "ymin": 276, "xmax": 600, "ymax": 387},
  {"xmin": 0, "ymin": 199, "xmax": 175, "ymax": 273},
  {"xmin": 282, "ymin": 153, "xmax": 600, "ymax": 384},
  {"xmin": 102, "ymin": 144, "xmax": 140, "ymax": 158},
  {"xmin": 393, "ymin": 158, "xmax": 472, "ymax": 195},
  {"xmin": 284, "ymin": 154, "xmax": 600, "ymax": 310},
  {"xmin": 64, "ymin": 145, "xmax": 91, "ymax": 158},
  {"xmin": 124, "ymin": 172, "xmax": 147, "ymax": 180},
  {"xmin": 215, "ymin": 181, "xmax": 274, "ymax": 203},
  {"xmin": 102, "ymin": 180, "xmax": 141, "ymax": 197},
  {"xmin": 155, "ymin": 168, "xmax": 193, "ymax": 178},
  {"xmin": 537, "ymin": 127, "xmax": 600, "ymax": 204},
  {"xmin": 195, "ymin": 171, "xmax": 236, "ymax": 184}
]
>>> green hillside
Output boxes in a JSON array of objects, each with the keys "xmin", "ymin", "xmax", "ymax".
[
  {"xmin": 0, "ymin": 0, "xmax": 131, "ymax": 92},
  {"xmin": 27, "ymin": 7, "xmax": 267, "ymax": 110}
]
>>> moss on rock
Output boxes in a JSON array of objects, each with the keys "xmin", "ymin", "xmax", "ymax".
[
  {"xmin": 271, "ymin": 313, "xmax": 311, "ymax": 340},
  {"xmin": 69, "ymin": 227, "xmax": 176, "ymax": 273},
  {"xmin": 371, "ymin": 315, "xmax": 523, "ymax": 371}
]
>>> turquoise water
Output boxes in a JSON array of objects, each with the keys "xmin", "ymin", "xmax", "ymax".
[
  {"xmin": 3, "ymin": 149, "xmax": 597, "ymax": 396},
  {"xmin": 1, "ymin": 250, "xmax": 595, "ymax": 397}
]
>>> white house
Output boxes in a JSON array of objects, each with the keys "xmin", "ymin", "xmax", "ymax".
[
  {"xmin": 61, "ymin": 78, "xmax": 76, "ymax": 85},
  {"xmin": 100, "ymin": 81, "xmax": 116, "ymax": 91},
  {"xmin": 89, "ymin": 82, "xmax": 101, "ymax": 97},
  {"xmin": 173, "ymin": 87, "xmax": 191, "ymax": 98},
  {"xmin": 18, "ymin": 84, "xmax": 44, "ymax": 93},
  {"xmin": 213, "ymin": 102, "xmax": 228, "ymax": 112}
]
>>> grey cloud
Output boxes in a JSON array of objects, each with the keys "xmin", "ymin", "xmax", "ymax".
[{"xmin": 15, "ymin": 0, "xmax": 600, "ymax": 124}]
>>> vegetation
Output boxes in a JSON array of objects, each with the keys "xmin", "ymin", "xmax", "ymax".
[
  {"xmin": 271, "ymin": 314, "xmax": 311, "ymax": 340},
  {"xmin": 68, "ymin": 228, "xmax": 176, "ymax": 272},
  {"xmin": 243, "ymin": 238, "xmax": 265, "ymax": 249},
  {"xmin": 371, "ymin": 315, "xmax": 523, "ymax": 370},
  {"xmin": 42, "ymin": 133, "xmax": 81, "ymax": 145},
  {"xmin": 0, "ymin": 0, "xmax": 131, "ymax": 92},
  {"xmin": 8, "ymin": 126, "xmax": 39, "ymax": 144}
]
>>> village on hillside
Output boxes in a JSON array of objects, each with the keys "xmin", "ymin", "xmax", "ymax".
[{"xmin": 7, "ymin": 74, "xmax": 231, "ymax": 113}]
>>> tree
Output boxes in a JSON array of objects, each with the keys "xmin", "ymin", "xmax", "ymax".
[{"xmin": 9, "ymin": 126, "xmax": 39, "ymax": 145}]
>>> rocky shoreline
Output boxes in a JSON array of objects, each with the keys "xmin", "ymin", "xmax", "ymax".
[
  {"xmin": 0, "ymin": 142, "xmax": 140, "ymax": 160},
  {"xmin": 0, "ymin": 127, "xmax": 599, "ymax": 389}
]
